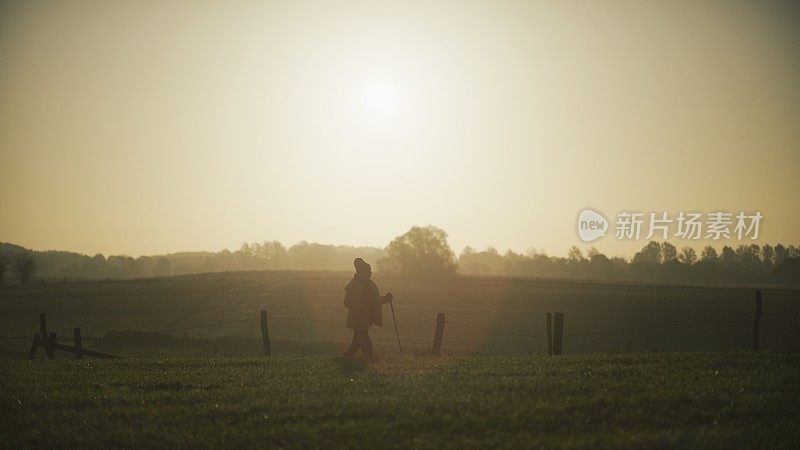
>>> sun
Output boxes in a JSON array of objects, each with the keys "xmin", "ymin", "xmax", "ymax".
[{"xmin": 360, "ymin": 80, "xmax": 398, "ymax": 116}]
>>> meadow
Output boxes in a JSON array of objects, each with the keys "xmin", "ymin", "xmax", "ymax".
[
  {"xmin": 1, "ymin": 353, "xmax": 799, "ymax": 449},
  {"xmin": 0, "ymin": 271, "xmax": 798, "ymax": 357},
  {"xmin": 1, "ymin": 272, "xmax": 799, "ymax": 448}
]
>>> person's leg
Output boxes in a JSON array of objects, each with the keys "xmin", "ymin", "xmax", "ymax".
[
  {"xmin": 358, "ymin": 329, "xmax": 374, "ymax": 360},
  {"xmin": 343, "ymin": 331, "xmax": 361, "ymax": 357}
]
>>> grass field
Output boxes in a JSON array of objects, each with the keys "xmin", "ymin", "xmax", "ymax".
[
  {"xmin": 0, "ymin": 271, "xmax": 798, "ymax": 357},
  {"xmin": 2, "ymin": 352, "xmax": 799, "ymax": 449},
  {"xmin": 1, "ymin": 272, "xmax": 799, "ymax": 448}
]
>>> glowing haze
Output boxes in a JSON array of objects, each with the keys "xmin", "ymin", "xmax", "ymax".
[{"xmin": 1, "ymin": 1, "xmax": 799, "ymax": 258}]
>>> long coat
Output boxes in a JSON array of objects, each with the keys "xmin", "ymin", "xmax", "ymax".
[{"xmin": 343, "ymin": 276, "xmax": 384, "ymax": 330}]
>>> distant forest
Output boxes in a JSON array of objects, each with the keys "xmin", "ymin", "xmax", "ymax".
[
  {"xmin": 1, "ymin": 225, "xmax": 799, "ymax": 285},
  {"xmin": 0, "ymin": 241, "xmax": 385, "ymax": 281},
  {"xmin": 460, "ymin": 241, "xmax": 800, "ymax": 285}
]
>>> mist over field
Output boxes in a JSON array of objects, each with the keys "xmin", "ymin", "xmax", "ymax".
[
  {"xmin": 2, "ymin": 226, "xmax": 799, "ymax": 286},
  {"xmin": 2, "ymin": 0, "xmax": 799, "ymax": 448},
  {"xmin": 2, "ymin": 1, "xmax": 800, "ymax": 259}
]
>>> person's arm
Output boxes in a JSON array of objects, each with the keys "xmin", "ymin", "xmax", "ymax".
[
  {"xmin": 343, "ymin": 282, "xmax": 364, "ymax": 309},
  {"xmin": 380, "ymin": 290, "xmax": 393, "ymax": 304}
]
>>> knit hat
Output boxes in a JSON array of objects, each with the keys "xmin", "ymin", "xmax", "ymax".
[{"xmin": 354, "ymin": 257, "xmax": 371, "ymax": 272}]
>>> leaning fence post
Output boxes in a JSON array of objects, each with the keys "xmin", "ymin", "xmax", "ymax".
[
  {"xmin": 260, "ymin": 310, "xmax": 271, "ymax": 356},
  {"xmin": 47, "ymin": 332, "xmax": 56, "ymax": 359},
  {"xmin": 553, "ymin": 312, "xmax": 564, "ymax": 356},
  {"xmin": 39, "ymin": 313, "xmax": 47, "ymax": 341},
  {"xmin": 753, "ymin": 289, "xmax": 762, "ymax": 351},
  {"xmin": 28, "ymin": 333, "xmax": 42, "ymax": 359},
  {"xmin": 432, "ymin": 313, "xmax": 445, "ymax": 356},
  {"xmin": 546, "ymin": 313, "xmax": 553, "ymax": 355},
  {"xmin": 74, "ymin": 327, "xmax": 83, "ymax": 359}
]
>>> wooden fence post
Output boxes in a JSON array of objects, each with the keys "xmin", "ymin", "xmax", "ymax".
[
  {"xmin": 546, "ymin": 313, "xmax": 553, "ymax": 355},
  {"xmin": 39, "ymin": 313, "xmax": 47, "ymax": 342},
  {"xmin": 553, "ymin": 312, "xmax": 564, "ymax": 356},
  {"xmin": 28, "ymin": 333, "xmax": 41, "ymax": 359},
  {"xmin": 754, "ymin": 289, "xmax": 762, "ymax": 351},
  {"xmin": 28, "ymin": 314, "xmax": 121, "ymax": 360},
  {"xmin": 432, "ymin": 313, "xmax": 445, "ymax": 356},
  {"xmin": 260, "ymin": 310, "xmax": 271, "ymax": 356},
  {"xmin": 47, "ymin": 332, "xmax": 56, "ymax": 359},
  {"xmin": 74, "ymin": 327, "xmax": 83, "ymax": 359}
]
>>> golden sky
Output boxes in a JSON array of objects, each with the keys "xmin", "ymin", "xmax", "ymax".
[{"xmin": 1, "ymin": 0, "xmax": 798, "ymax": 258}]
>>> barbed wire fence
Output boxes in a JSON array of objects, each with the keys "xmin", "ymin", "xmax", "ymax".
[{"xmin": 2, "ymin": 289, "xmax": 798, "ymax": 357}]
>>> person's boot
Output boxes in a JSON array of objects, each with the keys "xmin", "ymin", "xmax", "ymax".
[
  {"xmin": 343, "ymin": 348, "xmax": 359, "ymax": 359},
  {"xmin": 343, "ymin": 333, "xmax": 360, "ymax": 358}
]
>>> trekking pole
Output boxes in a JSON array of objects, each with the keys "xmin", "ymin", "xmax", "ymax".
[{"xmin": 388, "ymin": 297, "xmax": 404, "ymax": 356}]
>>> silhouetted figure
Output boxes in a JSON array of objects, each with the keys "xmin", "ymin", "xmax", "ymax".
[{"xmin": 343, "ymin": 258, "xmax": 393, "ymax": 360}]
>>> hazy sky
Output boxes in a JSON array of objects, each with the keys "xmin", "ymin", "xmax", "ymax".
[{"xmin": 1, "ymin": 0, "xmax": 799, "ymax": 258}]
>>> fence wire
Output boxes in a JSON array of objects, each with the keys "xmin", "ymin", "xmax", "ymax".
[
  {"xmin": 446, "ymin": 319, "xmax": 545, "ymax": 340},
  {"xmin": 1, "ymin": 310, "xmax": 797, "ymax": 346},
  {"xmin": 157, "ymin": 318, "xmax": 258, "ymax": 333},
  {"xmin": 563, "ymin": 312, "xmax": 796, "ymax": 338}
]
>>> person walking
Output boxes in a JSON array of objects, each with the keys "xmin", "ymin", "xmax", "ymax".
[{"xmin": 343, "ymin": 258, "xmax": 393, "ymax": 360}]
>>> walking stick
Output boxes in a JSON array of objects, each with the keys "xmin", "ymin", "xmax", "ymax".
[{"xmin": 388, "ymin": 298, "xmax": 404, "ymax": 356}]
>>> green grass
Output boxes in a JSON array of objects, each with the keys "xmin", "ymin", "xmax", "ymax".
[
  {"xmin": 2, "ymin": 352, "xmax": 799, "ymax": 449},
  {"xmin": 1, "ymin": 272, "xmax": 798, "ymax": 447}
]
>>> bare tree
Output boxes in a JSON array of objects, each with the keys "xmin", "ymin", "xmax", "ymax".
[
  {"xmin": 567, "ymin": 246, "xmax": 585, "ymax": 263},
  {"xmin": 700, "ymin": 246, "xmax": 719, "ymax": 262},
  {"xmin": 13, "ymin": 253, "xmax": 36, "ymax": 284},
  {"xmin": 633, "ymin": 241, "xmax": 662, "ymax": 265},
  {"xmin": 678, "ymin": 247, "xmax": 697, "ymax": 265},
  {"xmin": 774, "ymin": 244, "xmax": 787, "ymax": 265},
  {"xmin": 661, "ymin": 242, "xmax": 678, "ymax": 263},
  {"xmin": 761, "ymin": 244, "xmax": 775, "ymax": 265}
]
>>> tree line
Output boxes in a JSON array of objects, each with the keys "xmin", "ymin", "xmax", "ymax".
[
  {"xmin": 459, "ymin": 241, "xmax": 800, "ymax": 285},
  {"xmin": 1, "ymin": 225, "xmax": 798, "ymax": 285},
  {"xmin": 0, "ymin": 241, "xmax": 385, "ymax": 283}
]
